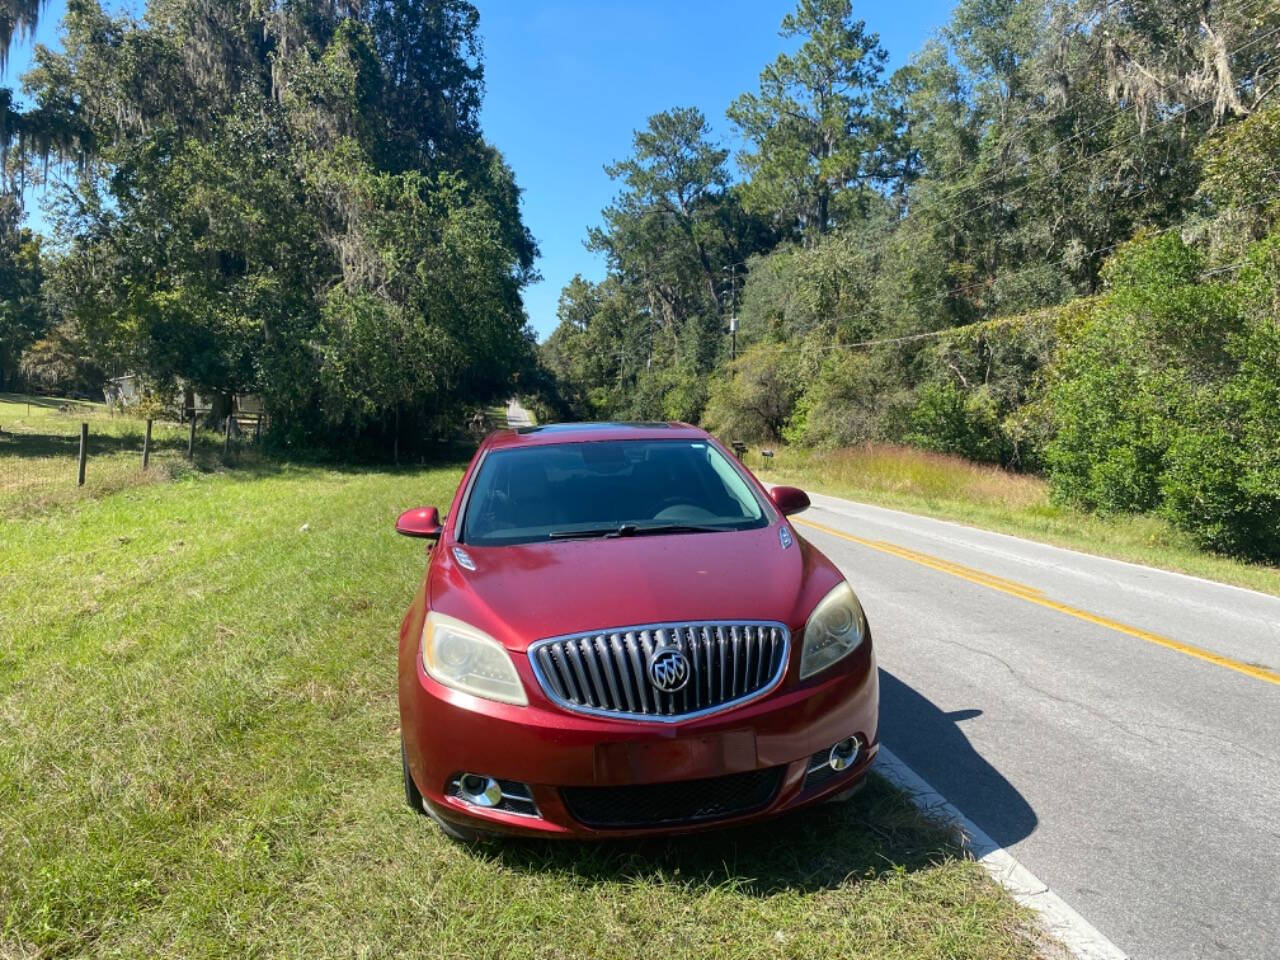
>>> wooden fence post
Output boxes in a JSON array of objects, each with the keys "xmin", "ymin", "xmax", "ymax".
[
  {"xmin": 223, "ymin": 415, "xmax": 232, "ymax": 457},
  {"xmin": 77, "ymin": 422, "xmax": 88, "ymax": 486},
  {"xmin": 142, "ymin": 418, "xmax": 153, "ymax": 470},
  {"xmin": 188, "ymin": 410, "xmax": 197, "ymax": 460}
]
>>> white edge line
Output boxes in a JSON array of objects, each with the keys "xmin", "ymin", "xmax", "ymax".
[{"xmin": 875, "ymin": 746, "xmax": 1128, "ymax": 960}]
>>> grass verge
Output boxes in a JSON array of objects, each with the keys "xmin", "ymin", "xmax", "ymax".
[
  {"xmin": 752, "ymin": 443, "xmax": 1280, "ymax": 597},
  {"xmin": 0, "ymin": 393, "xmax": 242, "ymax": 518},
  {"xmin": 1, "ymin": 460, "xmax": 1045, "ymax": 959}
]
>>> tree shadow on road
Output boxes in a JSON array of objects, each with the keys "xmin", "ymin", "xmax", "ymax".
[{"xmin": 879, "ymin": 668, "xmax": 1038, "ymax": 850}]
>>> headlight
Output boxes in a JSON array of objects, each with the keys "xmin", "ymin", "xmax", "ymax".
[
  {"xmin": 799, "ymin": 581, "xmax": 867, "ymax": 680},
  {"xmin": 421, "ymin": 611, "xmax": 527, "ymax": 705}
]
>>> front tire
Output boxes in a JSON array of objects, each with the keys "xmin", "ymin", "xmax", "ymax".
[
  {"xmin": 402, "ymin": 739, "xmax": 426, "ymax": 815},
  {"xmin": 422, "ymin": 798, "xmax": 485, "ymax": 843},
  {"xmin": 824, "ymin": 775, "xmax": 868, "ymax": 804},
  {"xmin": 403, "ymin": 737, "xmax": 485, "ymax": 842}
]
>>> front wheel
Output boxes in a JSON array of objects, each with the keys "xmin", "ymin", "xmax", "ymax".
[
  {"xmin": 422, "ymin": 797, "xmax": 486, "ymax": 843},
  {"xmin": 403, "ymin": 738, "xmax": 485, "ymax": 842},
  {"xmin": 402, "ymin": 739, "xmax": 426, "ymax": 814},
  {"xmin": 824, "ymin": 775, "xmax": 868, "ymax": 804}
]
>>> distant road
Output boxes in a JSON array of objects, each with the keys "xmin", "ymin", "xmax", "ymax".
[
  {"xmin": 790, "ymin": 490, "xmax": 1280, "ymax": 960},
  {"xmin": 506, "ymin": 399, "xmax": 534, "ymax": 428}
]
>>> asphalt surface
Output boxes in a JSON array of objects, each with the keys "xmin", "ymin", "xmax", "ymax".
[
  {"xmin": 505, "ymin": 399, "xmax": 534, "ymax": 428},
  {"xmin": 789, "ymin": 491, "xmax": 1280, "ymax": 960}
]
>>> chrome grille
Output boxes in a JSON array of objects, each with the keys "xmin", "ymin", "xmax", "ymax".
[{"xmin": 528, "ymin": 621, "xmax": 789, "ymax": 721}]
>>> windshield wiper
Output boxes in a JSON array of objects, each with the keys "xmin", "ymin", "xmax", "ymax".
[
  {"xmin": 547, "ymin": 522, "xmax": 726, "ymax": 540},
  {"xmin": 627, "ymin": 522, "xmax": 728, "ymax": 536},
  {"xmin": 547, "ymin": 523, "xmax": 639, "ymax": 540}
]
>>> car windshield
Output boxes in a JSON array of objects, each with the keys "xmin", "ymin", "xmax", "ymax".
[{"xmin": 461, "ymin": 439, "xmax": 770, "ymax": 546}]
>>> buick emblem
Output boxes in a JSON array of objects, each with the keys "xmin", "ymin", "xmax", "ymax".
[{"xmin": 648, "ymin": 648, "xmax": 690, "ymax": 693}]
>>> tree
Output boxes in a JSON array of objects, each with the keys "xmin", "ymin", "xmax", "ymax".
[
  {"xmin": 574, "ymin": 107, "xmax": 773, "ymax": 421},
  {"xmin": 1084, "ymin": 0, "xmax": 1280, "ymax": 124},
  {"xmin": 728, "ymin": 0, "xmax": 898, "ymax": 242},
  {"xmin": 594, "ymin": 107, "xmax": 732, "ymax": 307},
  {"xmin": 0, "ymin": 0, "xmax": 47, "ymax": 162},
  {"xmin": 26, "ymin": 0, "xmax": 536, "ymax": 450},
  {"xmin": 0, "ymin": 197, "xmax": 44, "ymax": 390}
]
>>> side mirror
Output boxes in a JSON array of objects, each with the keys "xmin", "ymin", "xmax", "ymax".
[
  {"xmin": 396, "ymin": 506, "xmax": 443, "ymax": 540},
  {"xmin": 769, "ymin": 485, "xmax": 810, "ymax": 517}
]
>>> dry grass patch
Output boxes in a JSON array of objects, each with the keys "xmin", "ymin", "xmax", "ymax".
[
  {"xmin": 753, "ymin": 442, "xmax": 1280, "ymax": 597},
  {"xmin": 785, "ymin": 443, "xmax": 1047, "ymax": 512}
]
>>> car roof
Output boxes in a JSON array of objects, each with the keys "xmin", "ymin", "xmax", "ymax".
[{"xmin": 483, "ymin": 421, "xmax": 709, "ymax": 450}]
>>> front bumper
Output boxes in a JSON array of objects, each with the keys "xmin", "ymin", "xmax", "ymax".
[{"xmin": 400, "ymin": 637, "xmax": 879, "ymax": 838}]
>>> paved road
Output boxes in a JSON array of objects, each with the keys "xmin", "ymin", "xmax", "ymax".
[
  {"xmin": 506, "ymin": 399, "xmax": 534, "ymax": 428},
  {"xmin": 789, "ymin": 490, "xmax": 1280, "ymax": 960}
]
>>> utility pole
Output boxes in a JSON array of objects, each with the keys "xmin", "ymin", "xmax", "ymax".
[{"xmin": 723, "ymin": 264, "xmax": 738, "ymax": 362}]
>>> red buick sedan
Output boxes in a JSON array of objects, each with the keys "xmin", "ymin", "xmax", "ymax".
[{"xmin": 395, "ymin": 422, "xmax": 878, "ymax": 839}]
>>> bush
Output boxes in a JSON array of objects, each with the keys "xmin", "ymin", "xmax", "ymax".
[
  {"xmin": 1158, "ymin": 260, "xmax": 1280, "ymax": 559},
  {"xmin": 1046, "ymin": 233, "xmax": 1216, "ymax": 513},
  {"xmin": 780, "ymin": 346, "xmax": 913, "ymax": 447},
  {"xmin": 702, "ymin": 342, "xmax": 799, "ymax": 443},
  {"xmin": 906, "ymin": 380, "xmax": 1007, "ymax": 464},
  {"xmin": 1045, "ymin": 229, "xmax": 1280, "ymax": 560},
  {"xmin": 660, "ymin": 367, "xmax": 710, "ymax": 424}
]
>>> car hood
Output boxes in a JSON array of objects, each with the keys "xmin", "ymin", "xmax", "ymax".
[{"xmin": 429, "ymin": 523, "xmax": 838, "ymax": 651}]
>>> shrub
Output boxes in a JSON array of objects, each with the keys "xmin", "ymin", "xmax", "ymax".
[
  {"xmin": 780, "ymin": 346, "xmax": 912, "ymax": 447},
  {"xmin": 1046, "ymin": 229, "xmax": 1280, "ymax": 560},
  {"xmin": 906, "ymin": 380, "xmax": 1007, "ymax": 464},
  {"xmin": 702, "ymin": 342, "xmax": 799, "ymax": 443},
  {"xmin": 1045, "ymin": 233, "xmax": 1218, "ymax": 513},
  {"xmin": 1158, "ymin": 252, "xmax": 1280, "ymax": 559}
]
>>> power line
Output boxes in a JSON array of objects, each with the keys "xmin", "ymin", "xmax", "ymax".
[
  {"xmin": 715, "ymin": 55, "xmax": 1280, "ymax": 324},
  {"xmin": 807, "ymin": 188, "xmax": 1280, "ymax": 354},
  {"xmin": 806, "ymin": 303, "xmax": 1073, "ymax": 353},
  {"xmin": 611, "ymin": 6, "xmax": 1280, "ymax": 364},
  {"xmin": 927, "ymin": 171, "xmax": 1279, "ymax": 304},
  {"xmin": 920, "ymin": 0, "xmax": 1277, "ymax": 211},
  {"xmin": 927, "ymin": 56, "xmax": 1280, "ymax": 237}
]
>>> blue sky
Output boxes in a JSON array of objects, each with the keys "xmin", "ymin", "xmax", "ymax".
[{"xmin": 5, "ymin": 0, "xmax": 957, "ymax": 338}]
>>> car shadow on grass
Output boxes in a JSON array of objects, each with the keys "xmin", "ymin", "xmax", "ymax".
[
  {"xmin": 481, "ymin": 669, "xmax": 1038, "ymax": 896},
  {"xmin": 485, "ymin": 773, "xmax": 964, "ymax": 896}
]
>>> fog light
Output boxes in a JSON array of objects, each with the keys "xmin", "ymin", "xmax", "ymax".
[
  {"xmin": 828, "ymin": 736, "xmax": 860, "ymax": 772},
  {"xmin": 457, "ymin": 773, "xmax": 503, "ymax": 807},
  {"xmin": 447, "ymin": 774, "xmax": 540, "ymax": 817}
]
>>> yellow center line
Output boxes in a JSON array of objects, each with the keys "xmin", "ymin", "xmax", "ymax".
[{"xmin": 793, "ymin": 515, "xmax": 1280, "ymax": 688}]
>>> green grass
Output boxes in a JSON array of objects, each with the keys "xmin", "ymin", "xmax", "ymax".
[
  {"xmin": 753, "ymin": 443, "xmax": 1280, "ymax": 597},
  {"xmin": 0, "ymin": 458, "xmax": 1046, "ymax": 959},
  {"xmin": 0, "ymin": 392, "xmax": 236, "ymax": 518}
]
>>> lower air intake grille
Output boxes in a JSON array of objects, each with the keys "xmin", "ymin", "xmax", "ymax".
[
  {"xmin": 560, "ymin": 767, "xmax": 784, "ymax": 829},
  {"xmin": 803, "ymin": 748, "xmax": 841, "ymax": 790}
]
